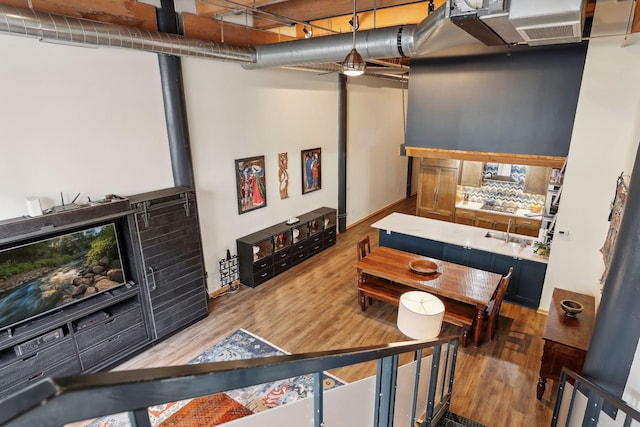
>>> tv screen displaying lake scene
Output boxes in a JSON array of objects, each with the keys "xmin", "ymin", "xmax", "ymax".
[{"xmin": 0, "ymin": 223, "xmax": 126, "ymax": 329}]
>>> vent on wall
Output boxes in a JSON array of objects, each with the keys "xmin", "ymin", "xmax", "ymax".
[{"xmin": 517, "ymin": 21, "xmax": 582, "ymax": 44}]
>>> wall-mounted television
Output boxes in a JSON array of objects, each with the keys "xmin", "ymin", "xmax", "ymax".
[{"xmin": 0, "ymin": 223, "xmax": 127, "ymax": 330}]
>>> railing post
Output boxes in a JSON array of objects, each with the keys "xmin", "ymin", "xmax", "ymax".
[
  {"xmin": 375, "ymin": 355, "xmax": 399, "ymax": 427},
  {"xmin": 410, "ymin": 350, "xmax": 424, "ymax": 427},
  {"xmin": 424, "ymin": 345, "xmax": 442, "ymax": 426},
  {"xmin": 130, "ymin": 409, "xmax": 151, "ymax": 427},
  {"xmin": 314, "ymin": 372, "xmax": 324, "ymax": 427}
]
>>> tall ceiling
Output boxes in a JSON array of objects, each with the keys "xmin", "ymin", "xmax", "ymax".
[{"xmin": 0, "ymin": 0, "xmax": 638, "ymax": 72}]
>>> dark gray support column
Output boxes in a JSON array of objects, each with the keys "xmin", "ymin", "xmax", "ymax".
[
  {"xmin": 156, "ymin": 0, "xmax": 195, "ymax": 189},
  {"xmin": 582, "ymin": 144, "xmax": 640, "ymax": 398},
  {"xmin": 338, "ymin": 74, "xmax": 347, "ymax": 233}
]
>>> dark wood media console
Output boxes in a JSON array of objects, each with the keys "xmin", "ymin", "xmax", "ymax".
[
  {"xmin": 0, "ymin": 187, "xmax": 209, "ymax": 398},
  {"xmin": 236, "ymin": 207, "xmax": 337, "ymax": 287}
]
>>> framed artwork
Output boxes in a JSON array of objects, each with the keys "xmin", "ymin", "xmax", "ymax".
[
  {"xmin": 301, "ymin": 148, "xmax": 321, "ymax": 194},
  {"xmin": 235, "ymin": 156, "xmax": 267, "ymax": 214}
]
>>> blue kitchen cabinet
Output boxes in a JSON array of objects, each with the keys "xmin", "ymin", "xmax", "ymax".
[
  {"xmin": 443, "ymin": 244, "xmax": 493, "ymax": 272},
  {"xmin": 379, "ymin": 231, "xmax": 444, "ymax": 259}
]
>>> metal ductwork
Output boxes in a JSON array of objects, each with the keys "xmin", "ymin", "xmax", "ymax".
[
  {"xmin": 0, "ymin": 5, "xmax": 255, "ymax": 63},
  {"xmin": 0, "ymin": 1, "xmax": 587, "ymax": 72}
]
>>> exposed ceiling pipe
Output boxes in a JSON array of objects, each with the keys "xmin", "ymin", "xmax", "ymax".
[
  {"xmin": 0, "ymin": 5, "xmax": 256, "ymax": 63},
  {"xmin": 0, "ymin": 4, "xmax": 447, "ymax": 71},
  {"xmin": 244, "ymin": 9, "xmax": 446, "ymax": 70}
]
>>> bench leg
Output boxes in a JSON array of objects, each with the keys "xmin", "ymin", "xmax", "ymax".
[
  {"xmin": 461, "ymin": 328, "xmax": 469, "ymax": 348},
  {"xmin": 359, "ymin": 290, "xmax": 367, "ymax": 311}
]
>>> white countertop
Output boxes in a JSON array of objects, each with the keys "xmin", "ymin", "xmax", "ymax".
[
  {"xmin": 371, "ymin": 212, "xmax": 548, "ymax": 264},
  {"xmin": 455, "ymin": 201, "xmax": 544, "ymax": 220}
]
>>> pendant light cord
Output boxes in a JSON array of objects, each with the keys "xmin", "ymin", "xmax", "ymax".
[{"xmin": 352, "ymin": 0, "xmax": 357, "ymax": 48}]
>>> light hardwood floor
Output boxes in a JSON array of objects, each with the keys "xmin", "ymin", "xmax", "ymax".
[{"xmin": 114, "ymin": 197, "xmax": 555, "ymax": 427}]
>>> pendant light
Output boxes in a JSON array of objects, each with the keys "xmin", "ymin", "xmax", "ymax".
[{"xmin": 342, "ymin": 0, "xmax": 366, "ymax": 76}]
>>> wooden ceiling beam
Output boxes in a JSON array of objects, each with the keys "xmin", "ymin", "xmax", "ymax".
[
  {"xmin": 182, "ymin": 12, "xmax": 295, "ymax": 46},
  {"xmin": 0, "ymin": 0, "xmax": 158, "ymax": 30},
  {"xmin": 195, "ymin": 0, "xmax": 287, "ymax": 18},
  {"xmin": 290, "ymin": 2, "xmax": 443, "ymax": 38},
  {"xmin": 253, "ymin": 0, "xmax": 428, "ymax": 29}
]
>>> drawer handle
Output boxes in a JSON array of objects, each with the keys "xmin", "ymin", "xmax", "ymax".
[
  {"xmin": 260, "ymin": 272, "xmax": 269, "ymax": 278},
  {"xmin": 28, "ymin": 372, "xmax": 44, "ymax": 381},
  {"xmin": 279, "ymin": 253, "xmax": 287, "ymax": 259},
  {"xmin": 259, "ymin": 262, "xmax": 268, "ymax": 268},
  {"xmin": 280, "ymin": 262, "xmax": 287, "ymax": 267}
]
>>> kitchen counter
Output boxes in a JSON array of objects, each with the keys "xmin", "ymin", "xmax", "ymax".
[
  {"xmin": 372, "ymin": 212, "xmax": 548, "ymax": 264},
  {"xmin": 455, "ymin": 201, "xmax": 544, "ymax": 220}
]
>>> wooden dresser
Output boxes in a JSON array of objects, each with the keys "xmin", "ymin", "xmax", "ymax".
[{"xmin": 537, "ymin": 288, "xmax": 595, "ymax": 399}]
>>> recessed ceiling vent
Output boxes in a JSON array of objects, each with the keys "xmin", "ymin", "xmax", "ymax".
[{"xmin": 509, "ymin": 0, "xmax": 585, "ymax": 46}]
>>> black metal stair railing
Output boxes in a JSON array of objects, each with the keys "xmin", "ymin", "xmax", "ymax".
[
  {"xmin": 552, "ymin": 368, "xmax": 640, "ymax": 427},
  {"xmin": 0, "ymin": 336, "xmax": 459, "ymax": 427}
]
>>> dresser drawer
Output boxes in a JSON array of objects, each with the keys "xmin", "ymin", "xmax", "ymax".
[{"xmin": 253, "ymin": 265, "xmax": 274, "ymax": 286}]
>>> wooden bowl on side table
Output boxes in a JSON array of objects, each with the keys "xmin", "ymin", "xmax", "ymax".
[{"xmin": 560, "ymin": 299, "xmax": 584, "ymax": 317}]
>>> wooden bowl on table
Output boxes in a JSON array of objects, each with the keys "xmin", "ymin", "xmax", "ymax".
[
  {"xmin": 560, "ymin": 299, "xmax": 584, "ymax": 317},
  {"xmin": 409, "ymin": 259, "xmax": 438, "ymax": 275}
]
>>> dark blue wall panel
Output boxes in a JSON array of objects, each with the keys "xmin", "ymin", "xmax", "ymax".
[{"xmin": 405, "ymin": 43, "xmax": 588, "ymax": 157}]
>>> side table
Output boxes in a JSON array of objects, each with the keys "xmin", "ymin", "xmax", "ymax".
[{"xmin": 537, "ymin": 288, "xmax": 595, "ymax": 400}]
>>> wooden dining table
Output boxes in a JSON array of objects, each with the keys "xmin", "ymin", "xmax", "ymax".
[{"xmin": 355, "ymin": 246, "xmax": 503, "ymax": 347}]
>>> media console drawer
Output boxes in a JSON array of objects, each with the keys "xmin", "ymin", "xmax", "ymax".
[
  {"xmin": 74, "ymin": 307, "xmax": 143, "ymax": 351},
  {"xmin": 79, "ymin": 323, "xmax": 148, "ymax": 371},
  {"xmin": 0, "ymin": 335, "xmax": 76, "ymax": 389}
]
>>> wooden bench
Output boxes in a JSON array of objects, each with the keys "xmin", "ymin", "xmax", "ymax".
[{"xmin": 357, "ymin": 279, "xmax": 477, "ymax": 347}]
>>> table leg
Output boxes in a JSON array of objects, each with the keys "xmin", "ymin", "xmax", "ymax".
[
  {"xmin": 473, "ymin": 307, "xmax": 484, "ymax": 347},
  {"xmin": 357, "ymin": 269, "xmax": 366, "ymax": 311},
  {"xmin": 537, "ymin": 377, "xmax": 546, "ymax": 400}
]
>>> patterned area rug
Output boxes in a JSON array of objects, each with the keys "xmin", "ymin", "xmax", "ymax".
[{"xmin": 88, "ymin": 329, "xmax": 344, "ymax": 427}]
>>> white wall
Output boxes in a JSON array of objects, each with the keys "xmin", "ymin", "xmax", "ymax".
[
  {"xmin": 539, "ymin": 15, "xmax": 640, "ymax": 311},
  {"xmin": 181, "ymin": 61, "xmax": 409, "ymax": 291},
  {"xmin": 346, "ymin": 77, "xmax": 409, "ymax": 225},
  {"xmin": 0, "ymin": 35, "xmax": 173, "ymax": 218},
  {"xmin": 181, "ymin": 60, "xmax": 340, "ymax": 290}
]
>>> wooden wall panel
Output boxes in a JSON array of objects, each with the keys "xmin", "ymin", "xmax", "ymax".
[
  {"xmin": 182, "ymin": 13, "xmax": 295, "ymax": 46},
  {"xmin": 0, "ymin": 0, "xmax": 158, "ymax": 31}
]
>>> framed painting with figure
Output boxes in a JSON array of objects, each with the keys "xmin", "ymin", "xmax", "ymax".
[
  {"xmin": 235, "ymin": 156, "xmax": 267, "ymax": 214},
  {"xmin": 301, "ymin": 148, "xmax": 321, "ymax": 194}
]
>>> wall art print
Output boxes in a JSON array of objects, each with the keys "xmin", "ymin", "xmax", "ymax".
[
  {"xmin": 235, "ymin": 156, "xmax": 267, "ymax": 214},
  {"xmin": 301, "ymin": 148, "xmax": 321, "ymax": 194},
  {"xmin": 278, "ymin": 152, "xmax": 289, "ymax": 199}
]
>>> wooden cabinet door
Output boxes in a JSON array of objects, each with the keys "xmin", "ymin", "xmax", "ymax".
[
  {"xmin": 459, "ymin": 161, "xmax": 484, "ymax": 187},
  {"xmin": 417, "ymin": 166, "xmax": 438, "ymax": 215},
  {"xmin": 493, "ymin": 215, "xmax": 512, "ymax": 232},
  {"xmin": 455, "ymin": 209, "xmax": 476, "ymax": 226},
  {"xmin": 416, "ymin": 166, "xmax": 457, "ymax": 221},
  {"xmin": 435, "ymin": 167, "xmax": 458, "ymax": 219},
  {"xmin": 525, "ymin": 166, "xmax": 550, "ymax": 195},
  {"xmin": 515, "ymin": 218, "xmax": 542, "ymax": 237}
]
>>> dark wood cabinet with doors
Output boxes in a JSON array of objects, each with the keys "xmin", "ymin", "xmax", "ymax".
[
  {"xmin": 537, "ymin": 288, "xmax": 595, "ymax": 400},
  {"xmin": 237, "ymin": 207, "xmax": 336, "ymax": 288},
  {"xmin": 0, "ymin": 200, "xmax": 151, "ymax": 398},
  {"xmin": 416, "ymin": 158, "xmax": 459, "ymax": 221},
  {"xmin": 127, "ymin": 187, "xmax": 209, "ymax": 341}
]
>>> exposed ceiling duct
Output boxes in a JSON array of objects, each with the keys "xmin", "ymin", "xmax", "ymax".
[
  {"xmin": 0, "ymin": 5, "xmax": 256, "ymax": 63},
  {"xmin": 0, "ymin": 1, "xmax": 588, "ymax": 74}
]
